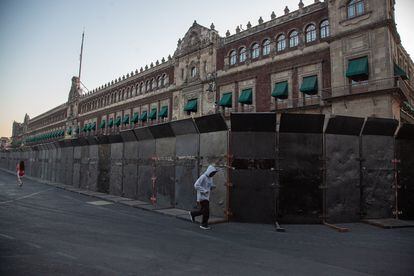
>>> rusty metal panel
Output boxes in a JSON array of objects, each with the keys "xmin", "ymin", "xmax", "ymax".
[{"xmin": 360, "ymin": 118, "xmax": 397, "ymax": 219}]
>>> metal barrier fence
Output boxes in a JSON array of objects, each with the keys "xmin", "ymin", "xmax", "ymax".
[{"xmin": 1, "ymin": 113, "xmax": 413, "ymax": 223}]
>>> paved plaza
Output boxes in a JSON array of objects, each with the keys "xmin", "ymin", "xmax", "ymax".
[{"xmin": 0, "ymin": 170, "xmax": 413, "ymax": 276}]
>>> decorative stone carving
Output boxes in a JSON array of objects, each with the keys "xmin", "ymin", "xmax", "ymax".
[
  {"xmin": 210, "ymin": 23, "xmax": 215, "ymax": 30},
  {"xmin": 168, "ymin": 55, "xmax": 172, "ymax": 60},
  {"xmin": 156, "ymin": 60, "xmax": 159, "ymax": 65},
  {"xmin": 236, "ymin": 25, "xmax": 240, "ymax": 33},
  {"xmin": 271, "ymin": 11, "xmax": 276, "ymax": 19},
  {"xmin": 247, "ymin": 21, "xmax": 252, "ymax": 29},
  {"xmin": 150, "ymin": 62, "xmax": 154, "ymax": 68},
  {"xmin": 226, "ymin": 30, "xmax": 230, "ymax": 37},
  {"xmin": 140, "ymin": 67, "xmax": 143, "ymax": 72},
  {"xmin": 145, "ymin": 65, "xmax": 148, "ymax": 70},
  {"xmin": 258, "ymin": 17, "xmax": 264, "ymax": 24},
  {"xmin": 126, "ymin": 73, "xmax": 130, "ymax": 78},
  {"xmin": 299, "ymin": 0, "xmax": 304, "ymax": 9},
  {"xmin": 162, "ymin": 57, "xmax": 165, "ymax": 63},
  {"xmin": 135, "ymin": 69, "xmax": 138, "ymax": 74},
  {"xmin": 284, "ymin": 6, "xmax": 290, "ymax": 14}
]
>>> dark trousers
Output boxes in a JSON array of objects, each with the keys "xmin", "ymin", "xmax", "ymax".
[{"xmin": 191, "ymin": 200, "xmax": 210, "ymax": 226}]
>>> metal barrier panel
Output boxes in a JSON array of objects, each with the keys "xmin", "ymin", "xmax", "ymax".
[
  {"xmin": 61, "ymin": 146, "xmax": 73, "ymax": 186},
  {"xmin": 171, "ymin": 119, "xmax": 199, "ymax": 210},
  {"xmin": 122, "ymin": 141, "xmax": 139, "ymax": 199},
  {"xmin": 135, "ymin": 127, "xmax": 155, "ymax": 203},
  {"xmin": 79, "ymin": 145, "xmax": 90, "ymax": 189},
  {"xmin": 50, "ymin": 145, "xmax": 57, "ymax": 182},
  {"xmin": 97, "ymin": 143, "xmax": 111, "ymax": 193},
  {"xmin": 360, "ymin": 118, "xmax": 398, "ymax": 219},
  {"xmin": 109, "ymin": 142, "xmax": 124, "ymax": 196},
  {"xmin": 150, "ymin": 123, "xmax": 176, "ymax": 208},
  {"xmin": 230, "ymin": 113, "xmax": 277, "ymax": 223},
  {"xmin": 196, "ymin": 114, "xmax": 228, "ymax": 218},
  {"xmin": 325, "ymin": 115, "xmax": 365, "ymax": 223},
  {"xmin": 87, "ymin": 145, "xmax": 99, "ymax": 191},
  {"xmin": 278, "ymin": 114, "xmax": 325, "ymax": 223},
  {"xmin": 396, "ymin": 124, "xmax": 414, "ymax": 220},
  {"xmin": 72, "ymin": 145, "xmax": 82, "ymax": 188}
]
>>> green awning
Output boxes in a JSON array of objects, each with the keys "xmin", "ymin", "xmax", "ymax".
[
  {"xmin": 108, "ymin": 118, "xmax": 114, "ymax": 128},
  {"xmin": 159, "ymin": 106, "xmax": 168, "ymax": 118},
  {"xmin": 219, "ymin": 92, "xmax": 232, "ymax": 107},
  {"xmin": 394, "ymin": 63, "xmax": 408, "ymax": 80},
  {"xmin": 87, "ymin": 123, "xmax": 92, "ymax": 131},
  {"xmin": 238, "ymin": 88, "xmax": 252, "ymax": 104},
  {"xmin": 67, "ymin": 128, "xmax": 72, "ymax": 135},
  {"xmin": 346, "ymin": 57, "xmax": 369, "ymax": 81},
  {"xmin": 149, "ymin": 108, "xmax": 157, "ymax": 120},
  {"xmin": 83, "ymin": 125, "xmax": 88, "ymax": 132},
  {"xmin": 91, "ymin": 122, "xmax": 96, "ymax": 131},
  {"xmin": 272, "ymin": 81, "xmax": 288, "ymax": 99},
  {"xmin": 115, "ymin": 117, "xmax": 121, "ymax": 126},
  {"xmin": 123, "ymin": 114, "xmax": 130, "ymax": 125},
  {"xmin": 300, "ymin": 76, "xmax": 318, "ymax": 95},
  {"xmin": 184, "ymin": 99, "xmax": 197, "ymax": 112},
  {"xmin": 140, "ymin": 111, "xmax": 148, "ymax": 121},
  {"xmin": 99, "ymin": 120, "xmax": 106, "ymax": 129},
  {"xmin": 132, "ymin": 112, "xmax": 139, "ymax": 123}
]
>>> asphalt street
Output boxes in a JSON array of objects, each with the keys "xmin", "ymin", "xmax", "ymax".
[{"xmin": 0, "ymin": 170, "xmax": 413, "ymax": 276}]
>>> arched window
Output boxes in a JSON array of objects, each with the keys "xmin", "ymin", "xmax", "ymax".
[
  {"xmin": 277, "ymin": 34, "xmax": 286, "ymax": 51},
  {"xmin": 239, "ymin": 47, "xmax": 247, "ymax": 62},
  {"xmin": 289, "ymin": 31, "xmax": 299, "ymax": 47},
  {"xmin": 262, "ymin": 39, "xmax": 270, "ymax": 56},
  {"xmin": 157, "ymin": 76, "xmax": 162, "ymax": 87},
  {"xmin": 191, "ymin": 66, "xmax": 197, "ymax": 77},
  {"xmin": 305, "ymin": 24, "xmax": 316, "ymax": 43},
  {"xmin": 251, "ymin": 43, "xmax": 260, "ymax": 59},
  {"xmin": 229, "ymin": 50, "xmax": 237, "ymax": 65},
  {"xmin": 150, "ymin": 78, "xmax": 154, "ymax": 90},
  {"xmin": 348, "ymin": 0, "xmax": 364, "ymax": 18},
  {"xmin": 320, "ymin": 20, "xmax": 330, "ymax": 38},
  {"xmin": 139, "ymin": 82, "xmax": 143, "ymax": 93},
  {"xmin": 161, "ymin": 74, "xmax": 166, "ymax": 86},
  {"xmin": 145, "ymin": 80, "xmax": 149, "ymax": 92}
]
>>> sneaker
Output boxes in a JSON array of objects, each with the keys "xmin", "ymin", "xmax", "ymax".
[
  {"xmin": 188, "ymin": 212, "xmax": 195, "ymax": 223},
  {"xmin": 200, "ymin": 225, "xmax": 211, "ymax": 230}
]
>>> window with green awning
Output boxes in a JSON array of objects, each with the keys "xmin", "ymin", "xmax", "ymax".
[
  {"xmin": 346, "ymin": 56, "xmax": 369, "ymax": 81},
  {"xmin": 91, "ymin": 122, "xmax": 96, "ymax": 131},
  {"xmin": 108, "ymin": 118, "xmax": 114, "ymax": 128},
  {"xmin": 140, "ymin": 111, "xmax": 148, "ymax": 121},
  {"xmin": 159, "ymin": 106, "xmax": 168, "ymax": 118},
  {"xmin": 300, "ymin": 76, "xmax": 318, "ymax": 95},
  {"xmin": 184, "ymin": 99, "xmax": 198, "ymax": 112},
  {"xmin": 238, "ymin": 88, "xmax": 252, "ymax": 104},
  {"xmin": 272, "ymin": 81, "xmax": 288, "ymax": 99},
  {"xmin": 83, "ymin": 124, "xmax": 88, "ymax": 132},
  {"xmin": 132, "ymin": 112, "xmax": 139, "ymax": 123},
  {"xmin": 149, "ymin": 108, "xmax": 157, "ymax": 120},
  {"xmin": 123, "ymin": 114, "xmax": 130, "ymax": 125},
  {"xmin": 99, "ymin": 120, "xmax": 106, "ymax": 129},
  {"xmin": 67, "ymin": 128, "xmax": 72, "ymax": 135},
  {"xmin": 394, "ymin": 63, "xmax": 408, "ymax": 80},
  {"xmin": 219, "ymin": 92, "xmax": 232, "ymax": 107},
  {"xmin": 87, "ymin": 123, "xmax": 92, "ymax": 131},
  {"xmin": 115, "ymin": 117, "xmax": 121, "ymax": 126}
]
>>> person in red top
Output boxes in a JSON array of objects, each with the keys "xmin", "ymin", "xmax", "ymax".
[{"xmin": 16, "ymin": 160, "xmax": 25, "ymax": 187}]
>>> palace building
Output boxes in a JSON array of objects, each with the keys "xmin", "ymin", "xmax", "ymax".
[{"xmin": 12, "ymin": 0, "xmax": 414, "ymax": 146}]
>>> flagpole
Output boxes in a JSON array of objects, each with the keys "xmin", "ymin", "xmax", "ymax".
[{"xmin": 78, "ymin": 30, "xmax": 85, "ymax": 81}]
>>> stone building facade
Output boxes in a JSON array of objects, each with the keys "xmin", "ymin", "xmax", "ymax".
[{"xmin": 13, "ymin": 0, "xmax": 414, "ymax": 146}]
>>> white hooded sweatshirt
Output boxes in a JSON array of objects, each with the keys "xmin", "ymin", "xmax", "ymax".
[{"xmin": 194, "ymin": 165, "xmax": 218, "ymax": 202}]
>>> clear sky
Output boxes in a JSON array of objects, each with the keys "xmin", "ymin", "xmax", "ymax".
[{"xmin": 0, "ymin": 0, "xmax": 413, "ymax": 137}]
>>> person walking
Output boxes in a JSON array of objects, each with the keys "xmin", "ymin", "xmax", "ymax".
[
  {"xmin": 189, "ymin": 165, "xmax": 218, "ymax": 230},
  {"xmin": 16, "ymin": 160, "xmax": 25, "ymax": 187}
]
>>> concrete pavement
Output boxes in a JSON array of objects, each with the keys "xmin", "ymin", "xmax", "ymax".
[{"xmin": 1, "ymin": 170, "xmax": 413, "ymax": 275}]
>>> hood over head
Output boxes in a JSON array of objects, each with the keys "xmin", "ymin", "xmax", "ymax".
[{"xmin": 204, "ymin": 165, "xmax": 218, "ymax": 177}]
